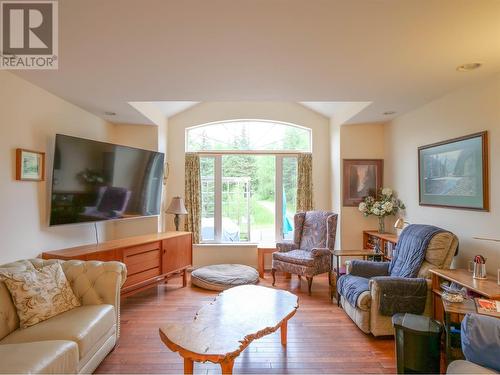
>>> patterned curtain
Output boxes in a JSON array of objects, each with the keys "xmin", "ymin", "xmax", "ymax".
[
  {"xmin": 297, "ymin": 153, "xmax": 313, "ymax": 212},
  {"xmin": 184, "ymin": 153, "xmax": 201, "ymax": 243}
]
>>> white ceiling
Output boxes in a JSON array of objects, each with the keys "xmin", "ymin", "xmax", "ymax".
[
  {"xmin": 150, "ymin": 101, "xmax": 199, "ymax": 119},
  {"xmin": 14, "ymin": 0, "xmax": 500, "ymax": 125}
]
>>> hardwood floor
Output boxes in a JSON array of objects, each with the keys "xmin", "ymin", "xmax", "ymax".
[{"xmin": 96, "ymin": 273, "xmax": 396, "ymax": 374}]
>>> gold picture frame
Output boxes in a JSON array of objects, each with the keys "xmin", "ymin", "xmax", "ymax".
[{"xmin": 16, "ymin": 148, "xmax": 45, "ymax": 181}]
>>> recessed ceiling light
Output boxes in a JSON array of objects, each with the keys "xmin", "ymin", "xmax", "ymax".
[
  {"xmin": 104, "ymin": 111, "xmax": 116, "ymax": 116},
  {"xmin": 456, "ymin": 63, "xmax": 482, "ymax": 72},
  {"xmin": 383, "ymin": 111, "xmax": 396, "ymax": 115}
]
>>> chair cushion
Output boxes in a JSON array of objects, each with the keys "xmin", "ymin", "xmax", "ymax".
[
  {"xmin": 0, "ymin": 340, "xmax": 78, "ymax": 374},
  {"xmin": 0, "ymin": 263, "xmax": 81, "ymax": 328},
  {"xmin": 273, "ymin": 250, "xmax": 315, "ymax": 267},
  {"xmin": 191, "ymin": 264, "xmax": 259, "ymax": 291},
  {"xmin": 1, "ymin": 304, "xmax": 115, "ymax": 360}
]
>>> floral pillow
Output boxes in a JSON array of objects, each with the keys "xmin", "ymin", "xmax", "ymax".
[{"xmin": 0, "ymin": 262, "xmax": 81, "ymax": 328}]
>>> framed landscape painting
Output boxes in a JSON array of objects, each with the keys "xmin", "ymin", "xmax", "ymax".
[
  {"xmin": 16, "ymin": 148, "xmax": 45, "ymax": 181},
  {"xmin": 343, "ymin": 159, "xmax": 383, "ymax": 206},
  {"xmin": 418, "ymin": 131, "xmax": 488, "ymax": 211}
]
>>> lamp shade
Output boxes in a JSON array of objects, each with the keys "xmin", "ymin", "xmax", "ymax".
[
  {"xmin": 166, "ymin": 196, "xmax": 188, "ymax": 215},
  {"xmin": 394, "ymin": 218, "xmax": 407, "ymax": 230}
]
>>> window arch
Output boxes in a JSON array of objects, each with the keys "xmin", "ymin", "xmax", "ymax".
[{"xmin": 186, "ymin": 119, "xmax": 312, "ymax": 152}]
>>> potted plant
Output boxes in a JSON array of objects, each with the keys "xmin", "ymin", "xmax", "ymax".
[{"xmin": 358, "ymin": 188, "xmax": 405, "ymax": 233}]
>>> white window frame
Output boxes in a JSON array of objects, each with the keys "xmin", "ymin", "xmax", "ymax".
[
  {"xmin": 199, "ymin": 151, "xmax": 300, "ymax": 244},
  {"xmin": 185, "ymin": 119, "xmax": 312, "ymax": 153}
]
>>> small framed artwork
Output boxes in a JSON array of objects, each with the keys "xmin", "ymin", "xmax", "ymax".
[
  {"xmin": 418, "ymin": 131, "xmax": 488, "ymax": 210},
  {"xmin": 16, "ymin": 148, "xmax": 45, "ymax": 181},
  {"xmin": 343, "ymin": 159, "xmax": 383, "ymax": 206}
]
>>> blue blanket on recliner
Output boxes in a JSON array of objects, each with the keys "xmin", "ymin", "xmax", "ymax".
[
  {"xmin": 338, "ymin": 224, "xmax": 445, "ymax": 308},
  {"xmin": 390, "ymin": 224, "xmax": 445, "ymax": 278}
]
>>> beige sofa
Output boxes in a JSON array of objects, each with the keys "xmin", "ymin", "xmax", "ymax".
[
  {"xmin": 0, "ymin": 259, "xmax": 127, "ymax": 374},
  {"xmin": 341, "ymin": 232, "xmax": 458, "ymax": 336}
]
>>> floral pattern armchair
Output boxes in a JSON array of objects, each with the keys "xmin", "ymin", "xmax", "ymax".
[{"xmin": 272, "ymin": 211, "xmax": 338, "ymax": 295}]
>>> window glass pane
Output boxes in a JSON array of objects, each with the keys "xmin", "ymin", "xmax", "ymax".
[
  {"xmin": 222, "ymin": 155, "xmax": 275, "ymax": 242},
  {"xmin": 187, "ymin": 120, "xmax": 311, "ymax": 152},
  {"xmin": 200, "ymin": 157, "xmax": 215, "ymax": 241},
  {"xmin": 282, "ymin": 157, "xmax": 298, "ymax": 241}
]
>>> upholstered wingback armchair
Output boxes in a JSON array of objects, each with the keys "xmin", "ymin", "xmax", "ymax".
[
  {"xmin": 272, "ymin": 211, "xmax": 338, "ymax": 295},
  {"xmin": 338, "ymin": 224, "xmax": 458, "ymax": 336}
]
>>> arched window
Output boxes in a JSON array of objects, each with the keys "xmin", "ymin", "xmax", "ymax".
[
  {"xmin": 186, "ymin": 120, "xmax": 311, "ymax": 244},
  {"xmin": 186, "ymin": 120, "xmax": 311, "ymax": 152}
]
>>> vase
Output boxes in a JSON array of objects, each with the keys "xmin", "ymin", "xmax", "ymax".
[{"xmin": 378, "ymin": 217, "xmax": 385, "ymax": 234}]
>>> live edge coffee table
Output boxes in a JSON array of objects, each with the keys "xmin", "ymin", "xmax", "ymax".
[{"xmin": 159, "ymin": 285, "xmax": 299, "ymax": 374}]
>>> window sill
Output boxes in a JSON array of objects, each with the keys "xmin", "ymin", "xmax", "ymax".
[{"xmin": 195, "ymin": 243, "xmax": 259, "ymax": 248}]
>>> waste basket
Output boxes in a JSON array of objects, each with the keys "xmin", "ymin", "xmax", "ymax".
[{"xmin": 392, "ymin": 313, "xmax": 443, "ymax": 374}]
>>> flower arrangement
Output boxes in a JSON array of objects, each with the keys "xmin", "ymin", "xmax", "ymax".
[{"xmin": 358, "ymin": 187, "xmax": 405, "ymax": 233}]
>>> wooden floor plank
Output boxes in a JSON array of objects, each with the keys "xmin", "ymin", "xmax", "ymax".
[{"xmin": 96, "ymin": 273, "xmax": 396, "ymax": 374}]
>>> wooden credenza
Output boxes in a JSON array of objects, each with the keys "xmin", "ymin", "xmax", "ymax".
[{"xmin": 42, "ymin": 231, "xmax": 192, "ymax": 297}]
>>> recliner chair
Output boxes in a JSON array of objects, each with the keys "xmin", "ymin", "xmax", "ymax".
[{"xmin": 338, "ymin": 225, "xmax": 458, "ymax": 336}]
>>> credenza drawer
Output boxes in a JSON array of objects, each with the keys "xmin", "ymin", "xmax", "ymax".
[
  {"xmin": 123, "ymin": 241, "xmax": 160, "ymax": 257},
  {"xmin": 122, "ymin": 267, "xmax": 161, "ymax": 288},
  {"xmin": 125, "ymin": 249, "xmax": 161, "ymax": 275}
]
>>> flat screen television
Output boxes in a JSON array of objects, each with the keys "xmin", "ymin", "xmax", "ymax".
[{"xmin": 50, "ymin": 134, "xmax": 165, "ymax": 226}]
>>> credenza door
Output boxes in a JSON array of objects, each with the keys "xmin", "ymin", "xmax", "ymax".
[{"xmin": 162, "ymin": 233, "xmax": 192, "ymax": 274}]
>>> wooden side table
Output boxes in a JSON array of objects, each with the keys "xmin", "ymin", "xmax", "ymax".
[
  {"xmin": 441, "ymin": 298, "xmax": 476, "ymax": 364},
  {"xmin": 332, "ymin": 249, "xmax": 382, "ymax": 305},
  {"xmin": 430, "ymin": 268, "xmax": 500, "ymax": 322},
  {"xmin": 430, "ymin": 268, "xmax": 500, "ymax": 368},
  {"xmin": 257, "ymin": 245, "xmax": 276, "ymax": 278}
]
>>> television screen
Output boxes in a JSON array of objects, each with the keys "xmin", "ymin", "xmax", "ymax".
[{"xmin": 50, "ymin": 134, "xmax": 165, "ymax": 226}]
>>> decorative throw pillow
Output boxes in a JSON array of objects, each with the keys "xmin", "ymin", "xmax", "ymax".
[{"xmin": 0, "ymin": 262, "xmax": 81, "ymax": 328}]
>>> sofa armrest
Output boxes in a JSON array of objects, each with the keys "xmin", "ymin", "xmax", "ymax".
[
  {"xmin": 276, "ymin": 241, "xmax": 297, "ymax": 252},
  {"xmin": 311, "ymin": 248, "xmax": 332, "ymax": 257},
  {"xmin": 447, "ymin": 360, "xmax": 498, "ymax": 374},
  {"xmin": 60, "ymin": 260, "xmax": 127, "ymax": 339},
  {"xmin": 349, "ymin": 260, "xmax": 390, "ymax": 278}
]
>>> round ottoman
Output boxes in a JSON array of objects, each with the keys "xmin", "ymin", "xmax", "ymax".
[{"xmin": 191, "ymin": 264, "xmax": 259, "ymax": 291}]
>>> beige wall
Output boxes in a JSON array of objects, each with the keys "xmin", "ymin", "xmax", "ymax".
[
  {"xmin": 108, "ymin": 123, "xmax": 162, "ymax": 239},
  {"xmin": 166, "ymin": 101, "xmax": 332, "ymax": 268},
  {"xmin": 0, "ymin": 72, "xmax": 114, "ymax": 263},
  {"xmin": 329, "ymin": 120, "xmax": 342, "ymax": 249},
  {"xmin": 385, "ymin": 74, "xmax": 500, "ymax": 274},
  {"xmin": 339, "ymin": 123, "xmax": 386, "ymax": 249},
  {"xmin": 194, "ymin": 244, "xmax": 258, "ymax": 268}
]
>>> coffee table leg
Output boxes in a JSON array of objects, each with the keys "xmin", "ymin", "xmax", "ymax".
[
  {"xmin": 184, "ymin": 358, "xmax": 193, "ymax": 374},
  {"xmin": 280, "ymin": 319, "xmax": 288, "ymax": 346},
  {"xmin": 220, "ymin": 359, "xmax": 234, "ymax": 374}
]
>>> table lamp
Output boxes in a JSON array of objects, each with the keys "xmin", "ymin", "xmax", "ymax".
[
  {"xmin": 394, "ymin": 218, "xmax": 410, "ymax": 236},
  {"xmin": 394, "ymin": 218, "xmax": 409, "ymax": 230},
  {"xmin": 166, "ymin": 196, "xmax": 188, "ymax": 231}
]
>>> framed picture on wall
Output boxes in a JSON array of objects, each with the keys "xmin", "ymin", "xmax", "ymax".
[
  {"xmin": 16, "ymin": 149, "xmax": 45, "ymax": 181},
  {"xmin": 343, "ymin": 159, "xmax": 383, "ymax": 206},
  {"xmin": 418, "ymin": 131, "xmax": 489, "ymax": 211}
]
